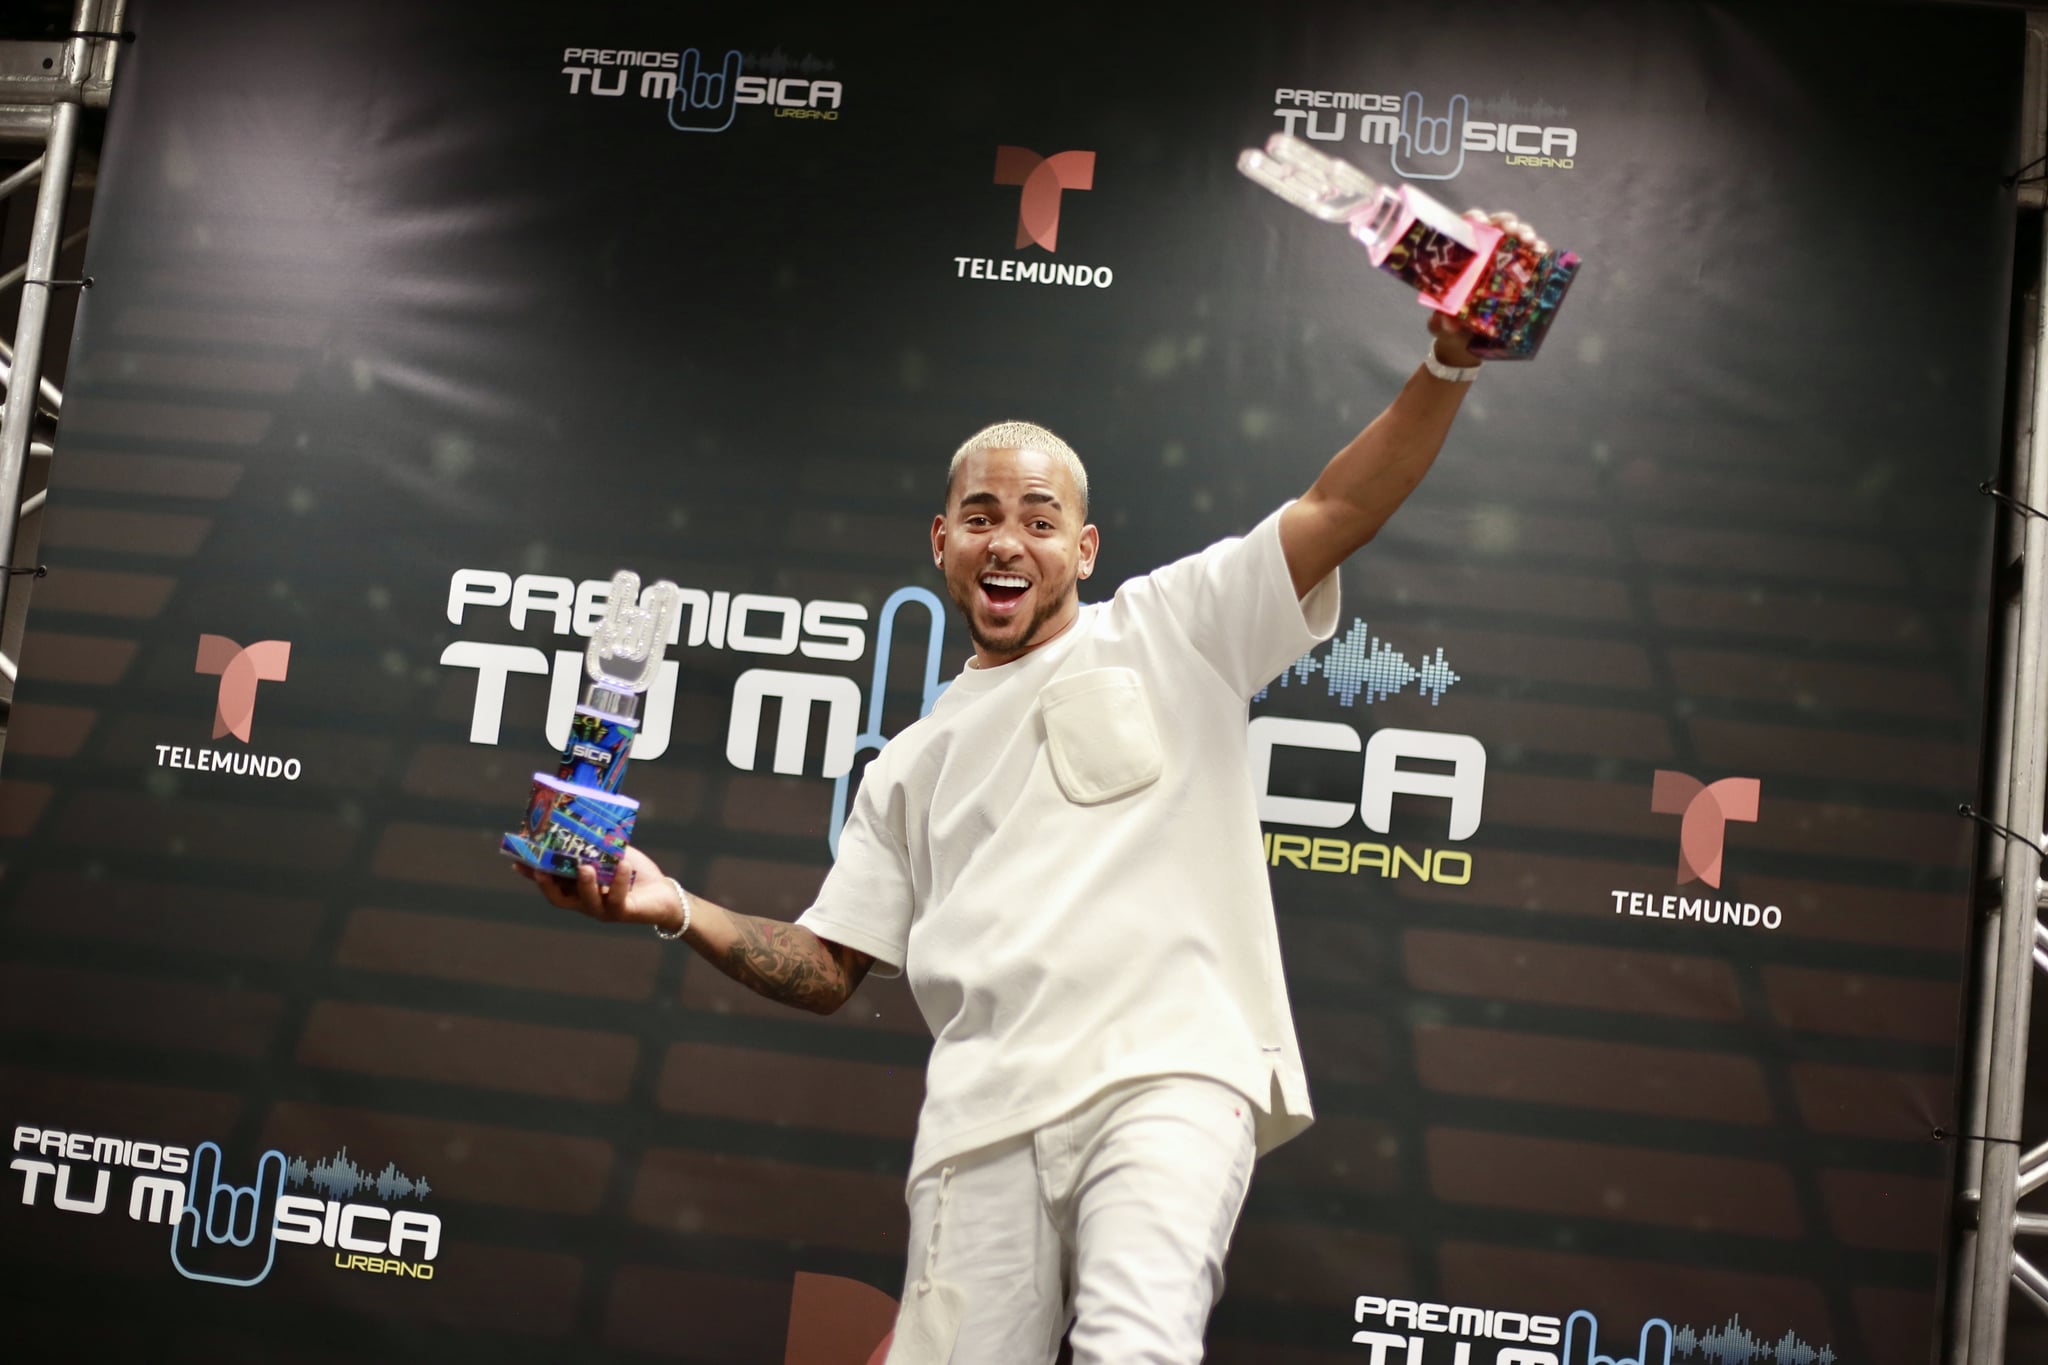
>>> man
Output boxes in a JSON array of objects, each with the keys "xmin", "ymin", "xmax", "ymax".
[{"xmin": 522, "ymin": 215, "xmax": 1527, "ymax": 1364}]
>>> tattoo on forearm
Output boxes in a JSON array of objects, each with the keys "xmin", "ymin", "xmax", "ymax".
[{"xmin": 719, "ymin": 918, "xmax": 870, "ymax": 1013}]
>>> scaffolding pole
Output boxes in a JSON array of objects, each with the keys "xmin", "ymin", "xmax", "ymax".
[
  {"xmin": 0, "ymin": 97, "xmax": 77, "ymax": 622},
  {"xmin": 1964, "ymin": 337, "xmax": 2048, "ymax": 1356},
  {"xmin": 0, "ymin": 1, "xmax": 117, "ymax": 635},
  {"xmin": 1957, "ymin": 162, "xmax": 2048, "ymax": 1365},
  {"xmin": 1948, "ymin": 221, "xmax": 2039, "ymax": 1365}
]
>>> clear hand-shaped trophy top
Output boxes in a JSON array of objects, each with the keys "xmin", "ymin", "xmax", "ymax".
[
  {"xmin": 1237, "ymin": 133, "xmax": 1406, "ymax": 244},
  {"xmin": 586, "ymin": 571, "xmax": 681, "ymax": 698}
]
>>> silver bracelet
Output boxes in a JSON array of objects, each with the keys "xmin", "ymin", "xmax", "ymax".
[
  {"xmin": 1423, "ymin": 345, "xmax": 1481, "ymax": 383},
  {"xmin": 654, "ymin": 876, "xmax": 693, "ymax": 941}
]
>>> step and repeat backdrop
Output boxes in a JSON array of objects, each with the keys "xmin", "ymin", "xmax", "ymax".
[{"xmin": 0, "ymin": 1, "xmax": 2022, "ymax": 1361}]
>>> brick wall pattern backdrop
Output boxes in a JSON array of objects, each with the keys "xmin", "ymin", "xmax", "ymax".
[{"xmin": 0, "ymin": 1, "xmax": 2021, "ymax": 1362}]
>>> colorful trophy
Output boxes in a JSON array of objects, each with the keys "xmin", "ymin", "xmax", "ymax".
[
  {"xmin": 1237, "ymin": 133, "xmax": 1579, "ymax": 359},
  {"xmin": 501, "ymin": 571, "xmax": 681, "ymax": 884}
]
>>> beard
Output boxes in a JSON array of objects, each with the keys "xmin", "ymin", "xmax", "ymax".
[{"xmin": 951, "ymin": 570, "xmax": 1075, "ymax": 660}]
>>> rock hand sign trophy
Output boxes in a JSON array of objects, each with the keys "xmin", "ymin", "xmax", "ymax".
[
  {"xmin": 502, "ymin": 571, "xmax": 681, "ymax": 885},
  {"xmin": 1238, "ymin": 133, "xmax": 1580, "ymax": 358}
]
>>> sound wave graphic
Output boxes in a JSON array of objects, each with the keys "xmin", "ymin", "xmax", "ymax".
[
  {"xmin": 1674, "ymin": 1316, "xmax": 1835, "ymax": 1365},
  {"xmin": 286, "ymin": 1147, "xmax": 433, "ymax": 1203},
  {"xmin": 1470, "ymin": 91, "xmax": 1571, "ymax": 121},
  {"xmin": 1254, "ymin": 619, "xmax": 1461, "ymax": 707},
  {"xmin": 745, "ymin": 49, "xmax": 837, "ymax": 77}
]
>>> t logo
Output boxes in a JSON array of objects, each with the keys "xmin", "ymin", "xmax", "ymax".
[
  {"xmin": 195, "ymin": 635, "xmax": 291, "ymax": 743},
  {"xmin": 1650, "ymin": 770, "xmax": 1760, "ymax": 889},
  {"xmin": 993, "ymin": 147, "xmax": 1096, "ymax": 252}
]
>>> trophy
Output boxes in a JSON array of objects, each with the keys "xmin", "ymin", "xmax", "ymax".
[
  {"xmin": 501, "ymin": 570, "xmax": 681, "ymax": 885},
  {"xmin": 1237, "ymin": 133, "xmax": 1579, "ymax": 359}
]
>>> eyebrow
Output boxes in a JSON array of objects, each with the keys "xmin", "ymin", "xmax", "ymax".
[{"xmin": 958, "ymin": 491, "xmax": 1063, "ymax": 510}]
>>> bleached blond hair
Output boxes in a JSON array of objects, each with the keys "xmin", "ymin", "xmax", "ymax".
[{"xmin": 946, "ymin": 420, "xmax": 1089, "ymax": 517}]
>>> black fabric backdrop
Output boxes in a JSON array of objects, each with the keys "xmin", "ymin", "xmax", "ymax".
[{"xmin": 0, "ymin": 2, "xmax": 2022, "ymax": 1361}]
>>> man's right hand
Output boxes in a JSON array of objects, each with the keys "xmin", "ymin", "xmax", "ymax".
[
  {"xmin": 515, "ymin": 844, "xmax": 684, "ymax": 934},
  {"xmin": 516, "ymin": 847, "xmax": 875, "ymax": 1014}
]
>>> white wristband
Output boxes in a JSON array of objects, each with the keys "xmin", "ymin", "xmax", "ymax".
[
  {"xmin": 654, "ymin": 876, "xmax": 693, "ymax": 941},
  {"xmin": 1423, "ymin": 346, "xmax": 1480, "ymax": 383}
]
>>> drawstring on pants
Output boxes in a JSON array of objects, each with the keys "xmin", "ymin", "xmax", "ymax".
[{"xmin": 916, "ymin": 1164, "xmax": 956, "ymax": 1296}]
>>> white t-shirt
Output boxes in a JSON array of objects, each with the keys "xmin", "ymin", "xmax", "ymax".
[{"xmin": 797, "ymin": 506, "xmax": 1340, "ymax": 1183}]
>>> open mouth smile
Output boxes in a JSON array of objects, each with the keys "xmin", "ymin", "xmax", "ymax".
[{"xmin": 979, "ymin": 572, "xmax": 1031, "ymax": 617}]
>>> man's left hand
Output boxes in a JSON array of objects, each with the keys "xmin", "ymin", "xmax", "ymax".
[
  {"xmin": 1428, "ymin": 208, "xmax": 1545, "ymax": 367},
  {"xmin": 1429, "ymin": 311, "xmax": 1480, "ymax": 368}
]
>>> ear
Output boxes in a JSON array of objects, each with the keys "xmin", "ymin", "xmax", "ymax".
[
  {"xmin": 1078, "ymin": 523, "xmax": 1100, "ymax": 579},
  {"xmin": 930, "ymin": 513, "xmax": 947, "ymax": 568}
]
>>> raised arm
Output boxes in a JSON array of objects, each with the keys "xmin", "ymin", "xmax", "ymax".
[
  {"xmin": 1277, "ymin": 318, "xmax": 1474, "ymax": 596},
  {"xmin": 1277, "ymin": 210, "xmax": 1538, "ymax": 597},
  {"xmin": 519, "ymin": 846, "xmax": 872, "ymax": 1014}
]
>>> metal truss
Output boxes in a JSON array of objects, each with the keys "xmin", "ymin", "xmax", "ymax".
[
  {"xmin": 0, "ymin": 1, "xmax": 122, "ymax": 710},
  {"xmin": 1948, "ymin": 15, "xmax": 2048, "ymax": 1365}
]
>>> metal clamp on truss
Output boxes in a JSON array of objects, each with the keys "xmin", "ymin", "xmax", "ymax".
[
  {"xmin": 22, "ymin": 275, "xmax": 91, "ymax": 290},
  {"xmin": 1980, "ymin": 479, "xmax": 2048, "ymax": 521},
  {"xmin": 1959, "ymin": 803, "xmax": 2048, "ymax": 861},
  {"xmin": 5, "ymin": 564, "xmax": 46, "ymax": 578},
  {"xmin": 2006, "ymin": 151, "xmax": 2048, "ymax": 189}
]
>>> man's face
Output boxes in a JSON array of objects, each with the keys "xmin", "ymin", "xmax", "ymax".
[{"xmin": 931, "ymin": 447, "xmax": 1099, "ymax": 666}]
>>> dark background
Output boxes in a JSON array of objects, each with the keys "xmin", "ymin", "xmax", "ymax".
[{"xmin": 0, "ymin": 2, "xmax": 2023, "ymax": 1360}]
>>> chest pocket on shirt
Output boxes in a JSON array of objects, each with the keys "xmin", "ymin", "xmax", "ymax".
[{"xmin": 1040, "ymin": 666, "xmax": 1163, "ymax": 804}]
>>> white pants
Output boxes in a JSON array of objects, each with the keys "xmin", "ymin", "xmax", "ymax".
[{"xmin": 886, "ymin": 1076, "xmax": 1257, "ymax": 1365}]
